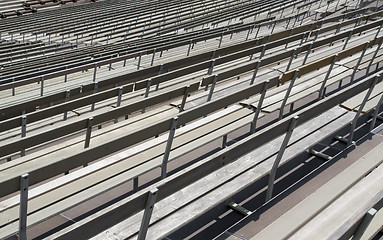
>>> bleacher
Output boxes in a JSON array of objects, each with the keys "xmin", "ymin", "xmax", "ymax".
[{"xmin": 0, "ymin": 0, "xmax": 382, "ymax": 239}]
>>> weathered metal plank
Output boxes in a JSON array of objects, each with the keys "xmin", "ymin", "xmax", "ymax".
[
  {"xmin": 0, "ymin": 83, "xmax": 198, "ymax": 159},
  {"xmin": 255, "ymin": 142, "xmax": 383, "ymax": 240},
  {"xmin": 0, "ymin": 84, "xmax": 134, "ymax": 133}
]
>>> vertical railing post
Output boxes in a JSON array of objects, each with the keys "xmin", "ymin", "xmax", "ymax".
[
  {"xmin": 64, "ymin": 65, "xmax": 68, "ymax": 82},
  {"xmin": 63, "ymin": 90, "xmax": 70, "ymax": 121},
  {"xmin": 137, "ymin": 188, "xmax": 158, "ymax": 240},
  {"xmin": 19, "ymin": 173, "xmax": 29, "ymax": 240},
  {"xmin": 366, "ymin": 38, "xmax": 383, "ymax": 75},
  {"xmin": 208, "ymin": 59, "xmax": 215, "ymax": 75},
  {"xmin": 222, "ymin": 134, "xmax": 228, "ymax": 149},
  {"xmin": 161, "ymin": 117, "xmax": 178, "ymax": 179},
  {"xmin": 270, "ymin": 22, "xmax": 277, "ymax": 35},
  {"xmin": 251, "ymin": 80, "xmax": 269, "ymax": 133},
  {"xmin": 211, "ymin": 50, "xmax": 216, "ymax": 59},
  {"xmin": 246, "ymin": 27, "xmax": 251, "ymax": 40},
  {"xmin": 370, "ymin": 93, "xmax": 383, "ymax": 132},
  {"xmin": 345, "ymin": 75, "xmax": 380, "ymax": 146},
  {"xmin": 84, "ymin": 117, "xmax": 94, "ymax": 149},
  {"xmin": 187, "ymin": 40, "xmax": 192, "ymax": 56},
  {"xmin": 21, "ymin": 115, "xmax": 27, "ymax": 157},
  {"xmin": 249, "ymin": 45, "xmax": 256, "ymax": 61},
  {"xmin": 313, "ymin": 27, "xmax": 320, "ymax": 41},
  {"xmin": 137, "ymin": 52, "xmax": 142, "ymax": 70},
  {"xmin": 299, "ymin": 12, "xmax": 305, "ymax": 26},
  {"xmin": 179, "ymin": 85, "xmax": 190, "ymax": 112},
  {"xmin": 335, "ymin": 0, "xmax": 340, "ymax": 10},
  {"xmin": 306, "ymin": 24, "xmax": 314, "ymax": 42},
  {"xmin": 286, "ymin": 17, "xmax": 291, "ymax": 29},
  {"xmin": 318, "ymin": 54, "xmax": 338, "ymax": 99},
  {"xmin": 91, "ymin": 82, "xmax": 98, "ymax": 112},
  {"xmin": 255, "ymin": 25, "xmax": 261, "ymax": 38},
  {"xmin": 286, "ymin": 48, "xmax": 297, "ymax": 72},
  {"xmin": 260, "ymin": 44, "xmax": 266, "ymax": 59},
  {"xmin": 160, "ymin": 44, "xmax": 164, "ymax": 58},
  {"xmin": 133, "ymin": 177, "xmax": 139, "ymax": 193},
  {"xmin": 218, "ymin": 32, "xmax": 224, "ymax": 48},
  {"xmin": 207, "ymin": 75, "xmax": 218, "ymax": 102},
  {"xmin": 151, "ymin": 48, "xmax": 156, "ymax": 66},
  {"xmin": 142, "ymin": 79, "xmax": 152, "ymax": 114},
  {"xmin": 40, "ymin": 75, "xmax": 44, "ymax": 96},
  {"xmin": 351, "ymin": 42, "xmax": 369, "ymax": 82},
  {"xmin": 374, "ymin": 23, "xmax": 383, "ymax": 39},
  {"xmin": 279, "ymin": 70, "xmax": 299, "ymax": 120},
  {"xmin": 12, "ymin": 77, "xmax": 15, "ymax": 96},
  {"xmin": 158, "ymin": 63, "xmax": 164, "ymax": 76},
  {"xmin": 285, "ymin": 30, "xmax": 293, "ymax": 49},
  {"xmin": 351, "ymin": 208, "xmax": 377, "ymax": 240},
  {"xmin": 229, "ymin": 30, "xmax": 234, "ymax": 39},
  {"xmin": 335, "ymin": 23, "xmax": 341, "ymax": 35},
  {"xmin": 114, "ymin": 87, "xmax": 123, "ymax": 123},
  {"xmin": 266, "ymin": 116, "xmax": 299, "ymax": 201},
  {"xmin": 156, "ymin": 64, "xmax": 163, "ymax": 90},
  {"xmin": 299, "ymin": 33, "xmax": 306, "ymax": 46},
  {"xmin": 314, "ymin": 20, "xmax": 324, "ymax": 40},
  {"xmin": 292, "ymin": 14, "xmax": 299, "ymax": 28},
  {"xmin": 343, "ymin": 31, "xmax": 353, "ymax": 50},
  {"xmin": 302, "ymin": 43, "xmax": 313, "ymax": 65},
  {"xmin": 93, "ymin": 64, "xmax": 97, "ymax": 82},
  {"xmin": 324, "ymin": 2, "xmax": 330, "ymax": 17},
  {"xmin": 250, "ymin": 60, "xmax": 261, "ymax": 85},
  {"xmin": 308, "ymin": 1, "xmax": 313, "ymax": 14}
]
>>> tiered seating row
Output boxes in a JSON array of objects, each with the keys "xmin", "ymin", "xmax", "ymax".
[
  {"xmin": 0, "ymin": 0, "xmax": 348, "ymax": 95},
  {"xmin": 1, "ymin": 7, "xmax": 377, "ymax": 122},
  {"xmin": 1, "ymin": 8, "xmax": 380, "ymax": 162},
  {"xmin": 0, "ymin": 34, "xmax": 380, "ymax": 240},
  {"xmin": 0, "ymin": 0, "xmax": 380, "ymax": 188},
  {"xmin": 47, "ymin": 70, "xmax": 383, "ymax": 240},
  {"xmin": 0, "ymin": 1, "xmax": 382, "ymax": 239}
]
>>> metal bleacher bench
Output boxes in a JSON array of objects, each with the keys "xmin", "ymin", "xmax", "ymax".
[
  {"xmin": 46, "ymin": 69, "xmax": 383, "ymax": 240},
  {"xmin": 252, "ymin": 140, "xmax": 383, "ymax": 240},
  {"xmin": 1, "ymin": 3, "xmax": 383, "ymax": 239},
  {"xmin": 0, "ymin": 74, "xmax": 274, "ymax": 239}
]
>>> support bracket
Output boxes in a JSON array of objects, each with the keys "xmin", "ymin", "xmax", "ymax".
[
  {"xmin": 308, "ymin": 148, "xmax": 333, "ymax": 161},
  {"xmin": 226, "ymin": 200, "xmax": 252, "ymax": 216}
]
